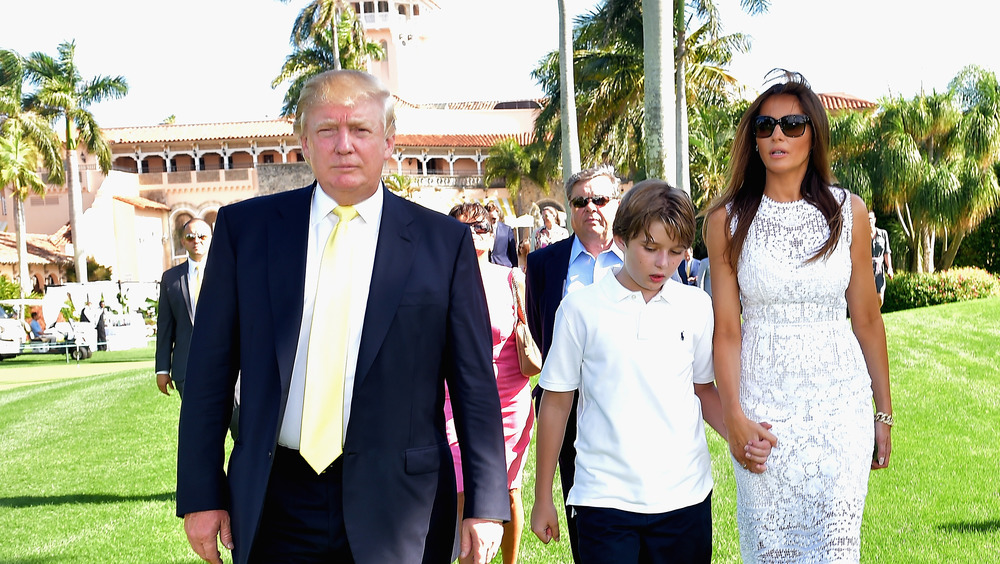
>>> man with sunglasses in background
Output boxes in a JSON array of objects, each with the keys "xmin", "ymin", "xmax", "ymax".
[
  {"xmin": 524, "ymin": 164, "xmax": 622, "ymax": 563},
  {"xmin": 156, "ymin": 218, "xmax": 212, "ymax": 398}
]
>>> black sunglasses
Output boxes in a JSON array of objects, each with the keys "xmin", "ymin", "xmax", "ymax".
[
  {"xmin": 570, "ymin": 196, "xmax": 612, "ymax": 209},
  {"xmin": 463, "ymin": 220, "xmax": 492, "ymax": 234},
  {"xmin": 753, "ymin": 114, "xmax": 811, "ymax": 138},
  {"xmin": 184, "ymin": 233, "xmax": 209, "ymax": 241}
]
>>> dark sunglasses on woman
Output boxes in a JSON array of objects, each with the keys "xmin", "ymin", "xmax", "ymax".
[
  {"xmin": 753, "ymin": 114, "xmax": 811, "ymax": 138},
  {"xmin": 463, "ymin": 220, "xmax": 492, "ymax": 234},
  {"xmin": 570, "ymin": 196, "xmax": 611, "ymax": 208}
]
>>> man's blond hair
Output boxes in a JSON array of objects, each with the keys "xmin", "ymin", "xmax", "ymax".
[{"xmin": 293, "ymin": 70, "xmax": 396, "ymax": 138}]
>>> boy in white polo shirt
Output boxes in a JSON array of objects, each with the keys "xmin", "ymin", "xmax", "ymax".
[{"xmin": 530, "ymin": 180, "xmax": 772, "ymax": 563}]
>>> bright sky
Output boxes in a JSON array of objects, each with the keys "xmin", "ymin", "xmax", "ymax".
[{"xmin": 3, "ymin": 0, "xmax": 997, "ymax": 128}]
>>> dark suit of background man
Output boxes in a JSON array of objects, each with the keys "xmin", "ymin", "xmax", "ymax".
[
  {"xmin": 678, "ymin": 247, "xmax": 702, "ymax": 286},
  {"xmin": 155, "ymin": 218, "xmax": 212, "ymax": 398},
  {"xmin": 486, "ymin": 200, "xmax": 519, "ymax": 268},
  {"xmin": 524, "ymin": 165, "xmax": 622, "ymax": 563},
  {"xmin": 177, "ymin": 70, "xmax": 509, "ymax": 564}
]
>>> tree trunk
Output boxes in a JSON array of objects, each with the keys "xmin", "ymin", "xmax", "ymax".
[
  {"xmin": 65, "ymin": 120, "xmax": 88, "ymax": 284},
  {"xmin": 557, "ymin": 0, "xmax": 581, "ymax": 181},
  {"xmin": 14, "ymin": 191, "xmax": 30, "ymax": 298},
  {"xmin": 642, "ymin": 0, "xmax": 676, "ymax": 182},
  {"xmin": 673, "ymin": 0, "xmax": 689, "ymax": 194},
  {"xmin": 332, "ymin": 6, "xmax": 342, "ymax": 70},
  {"xmin": 940, "ymin": 228, "xmax": 967, "ymax": 270},
  {"xmin": 920, "ymin": 226, "xmax": 935, "ymax": 273}
]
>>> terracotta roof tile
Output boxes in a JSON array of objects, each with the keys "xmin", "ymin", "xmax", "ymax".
[
  {"xmin": 396, "ymin": 133, "xmax": 534, "ymax": 147},
  {"xmin": 104, "ymin": 120, "xmax": 296, "ymax": 144},
  {"xmin": 48, "ymin": 224, "xmax": 72, "ymax": 248},
  {"xmin": 820, "ymin": 92, "xmax": 878, "ymax": 111},
  {"xmin": 0, "ymin": 232, "xmax": 72, "ymax": 266},
  {"xmin": 113, "ymin": 195, "xmax": 171, "ymax": 211}
]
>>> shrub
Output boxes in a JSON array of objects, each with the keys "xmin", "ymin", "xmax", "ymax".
[{"xmin": 882, "ymin": 267, "xmax": 1000, "ymax": 312}]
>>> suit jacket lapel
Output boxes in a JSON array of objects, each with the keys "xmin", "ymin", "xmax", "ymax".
[
  {"xmin": 180, "ymin": 260, "xmax": 195, "ymax": 322},
  {"xmin": 548, "ymin": 235, "xmax": 573, "ymax": 311},
  {"xmin": 354, "ymin": 188, "xmax": 415, "ymax": 390},
  {"xmin": 268, "ymin": 185, "xmax": 314, "ymax": 387}
]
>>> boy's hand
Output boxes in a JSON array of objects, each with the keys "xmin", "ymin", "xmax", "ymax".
[
  {"xmin": 530, "ymin": 498, "xmax": 560, "ymax": 544},
  {"xmin": 726, "ymin": 416, "xmax": 777, "ymax": 472}
]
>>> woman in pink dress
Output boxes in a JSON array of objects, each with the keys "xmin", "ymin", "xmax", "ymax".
[{"xmin": 446, "ymin": 202, "xmax": 534, "ymax": 564}]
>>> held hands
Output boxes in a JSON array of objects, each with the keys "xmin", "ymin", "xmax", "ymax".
[
  {"xmin": 727, "ymin": 416, "xmax": 778, "ymax": 474},
  {"xmin": 460, "ymin": 518, "xmax": 503, "ymax": 564},
  {"xmin": 183, "ymin": 510, "xmax": 233, "ymax": 564},
  {"xmin": 530, "ymin": 496, "xmax": 560, "ymax": 545}
]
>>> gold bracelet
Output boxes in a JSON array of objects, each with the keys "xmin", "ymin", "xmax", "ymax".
[{"xmin": 874, "ymin": 411, "xmax": 894, "ymax": 427}]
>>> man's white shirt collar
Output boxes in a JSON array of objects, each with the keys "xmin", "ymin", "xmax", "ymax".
[{"xmin": 311, "ymin": 181, "xmax": 384, "ymax": 228}]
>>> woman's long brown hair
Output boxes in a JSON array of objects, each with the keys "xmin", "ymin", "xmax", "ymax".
[{"xmin": 702, "ymin": 70, "xmax": 846, "ymax": 271}]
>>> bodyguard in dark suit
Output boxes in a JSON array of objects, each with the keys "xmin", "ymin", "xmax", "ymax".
[
  {"xmin": 486, "ymin": 201, "xmax": 519, "ymax": 268},
  {"xmin": 177, "ymin": 70, "xmax": 509, "ymax": 564},
  {"xmin": 155, "ymin": 218, "xmax": 212, "ymax": 398},
  {"xmin": 525, "ymin": 165, "xmax": 622, "ymax": 563},
  {"xmin": 678, "ymin": 247, "xmax": 702, "ymax": 286}
]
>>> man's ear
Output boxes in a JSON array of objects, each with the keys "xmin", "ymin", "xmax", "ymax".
[{"xmin": 383, "ymin": 133, "xmax": 395, "ymax": 160}]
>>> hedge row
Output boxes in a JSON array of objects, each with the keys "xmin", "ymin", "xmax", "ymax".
[{"xmin": 882, "ymin": 267, "xmax": 1000, "ymax": 312}]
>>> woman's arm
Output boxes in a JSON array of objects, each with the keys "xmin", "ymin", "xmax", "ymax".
[
  {"xmin": 845, "ymin": 195, "xmax": 893, "ymax": 469},
  {"xmin": 705, "ymin": 209, "xmax": 778, "ymax": 464}
]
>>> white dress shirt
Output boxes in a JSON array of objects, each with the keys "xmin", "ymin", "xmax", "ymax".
[
  {"xmin": 563, "ymin": 236, "xmax": 624, "ymax": 297},
  {"xmin": 278, "ymin": 184, "xmax": 383, "ymax": 449}
]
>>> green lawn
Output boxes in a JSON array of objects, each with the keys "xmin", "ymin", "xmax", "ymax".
[{"xmin": 1, "ymin": 299, "xmax": 998, "ymax": 563}]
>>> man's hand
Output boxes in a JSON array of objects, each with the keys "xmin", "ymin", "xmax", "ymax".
[
  {"xmin": 184, "ymin": 510, "xmax": 233, "ymax": 564},
  {"xmin": 157, "ymin": 373, "xmax": 175, "ymax": 395},
  {"xmin": 459, "ymin": 518, "xmax": 503, "ymax": 564}
]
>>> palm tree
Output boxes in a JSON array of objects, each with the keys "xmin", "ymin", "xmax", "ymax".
[
  {"xmin": 558, "ymin": 0, "xmax": 581, "ymax": 179},
  {"xmin": 483, "ymin": 138, "xmax": 555, "ymax": 200},
  {"xmin": 643, "ymin": 0, "xmax": 675, "ymax": 181},
  {"xmin": 674, "ymin": 0, "xmax": 767, "ymax": 193},
  {"xmin": 532, "ymin": 0, "xmax": 755, "ymax": 182},
  {"xmin": 281, "ymin": 0, "xmax": 345, "ymax": 70},
  {"xmin": 0, "ymin": 130, "xmax": 49, "ymax": 296},
  {"xmin": 24, "ymin": 40, "xmax": 127, "ymax": 284},
  {"xmin": 1, "ymin": 49, "xmax": 65, "ymax": 297},
  {"xmin": 687, "ymin": 99, "xmax": 745, "ymax": 206},
  {"xmin": 272, "ymin": 7, "xmax": 384, "ymax": 117},
  {"xmin": 854, "ymin": 74, "xmax": 1000, "ymax": 273}
]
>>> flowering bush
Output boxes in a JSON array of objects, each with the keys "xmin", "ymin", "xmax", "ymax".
[{"xmin": 882, "ymin": 267, "xmax": 1000, "ymax": 312}]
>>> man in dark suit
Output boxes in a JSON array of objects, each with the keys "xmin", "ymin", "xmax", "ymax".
[
  {"xmin": 177, "ymin": 70, "xmax": 509, "ymax": 564},
  {"xmin": 678, "ymin": 247, "xmax": 702, "ymax": 286},
  {"xmin": 485, "ymin": 201, "xmax": 519, "ymax": 268},
  {"xmin": 524, "ymin": 164, "xmax": 622, "ymax": 563},
  {"xmin": 155, "ymin": 218, "xmax": 212, "ymax": 398}
]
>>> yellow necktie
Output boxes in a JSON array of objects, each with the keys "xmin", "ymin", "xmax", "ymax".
[
  {"xmin": 190, "ymin": 265, "xmax": 201, "ymax": 309},
  {"xmin": 300, "ymin": 205, "xmax": 358, "ymax": 473}
]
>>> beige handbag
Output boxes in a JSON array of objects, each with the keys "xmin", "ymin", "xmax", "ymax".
[{"xmin": 508, "ymin": 270, "xmax": 542, "ymax": 377}]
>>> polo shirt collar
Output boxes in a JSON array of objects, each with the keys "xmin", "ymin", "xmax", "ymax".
[{"xmin": 601, "ymin": 266, "xmax": 683, "ymax": 304}]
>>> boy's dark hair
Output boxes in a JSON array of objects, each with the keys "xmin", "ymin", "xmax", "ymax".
[{"xmin": 613, "ymin": 179, "xmax": 696, "ymax": 248}]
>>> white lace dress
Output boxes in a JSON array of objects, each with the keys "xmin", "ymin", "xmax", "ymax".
[{"xmin": 733, "ymin": 188, "xmax": 873, "ymax": 563}]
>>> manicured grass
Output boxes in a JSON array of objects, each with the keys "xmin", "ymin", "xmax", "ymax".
[{"xmin": 1, "ymin": 300, "xmax": 998, "ymax": 562}]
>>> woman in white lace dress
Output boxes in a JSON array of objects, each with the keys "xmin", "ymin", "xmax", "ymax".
[{"xmin": 703, "ymin": 71, "xmax": 893, "ymax": 563}]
